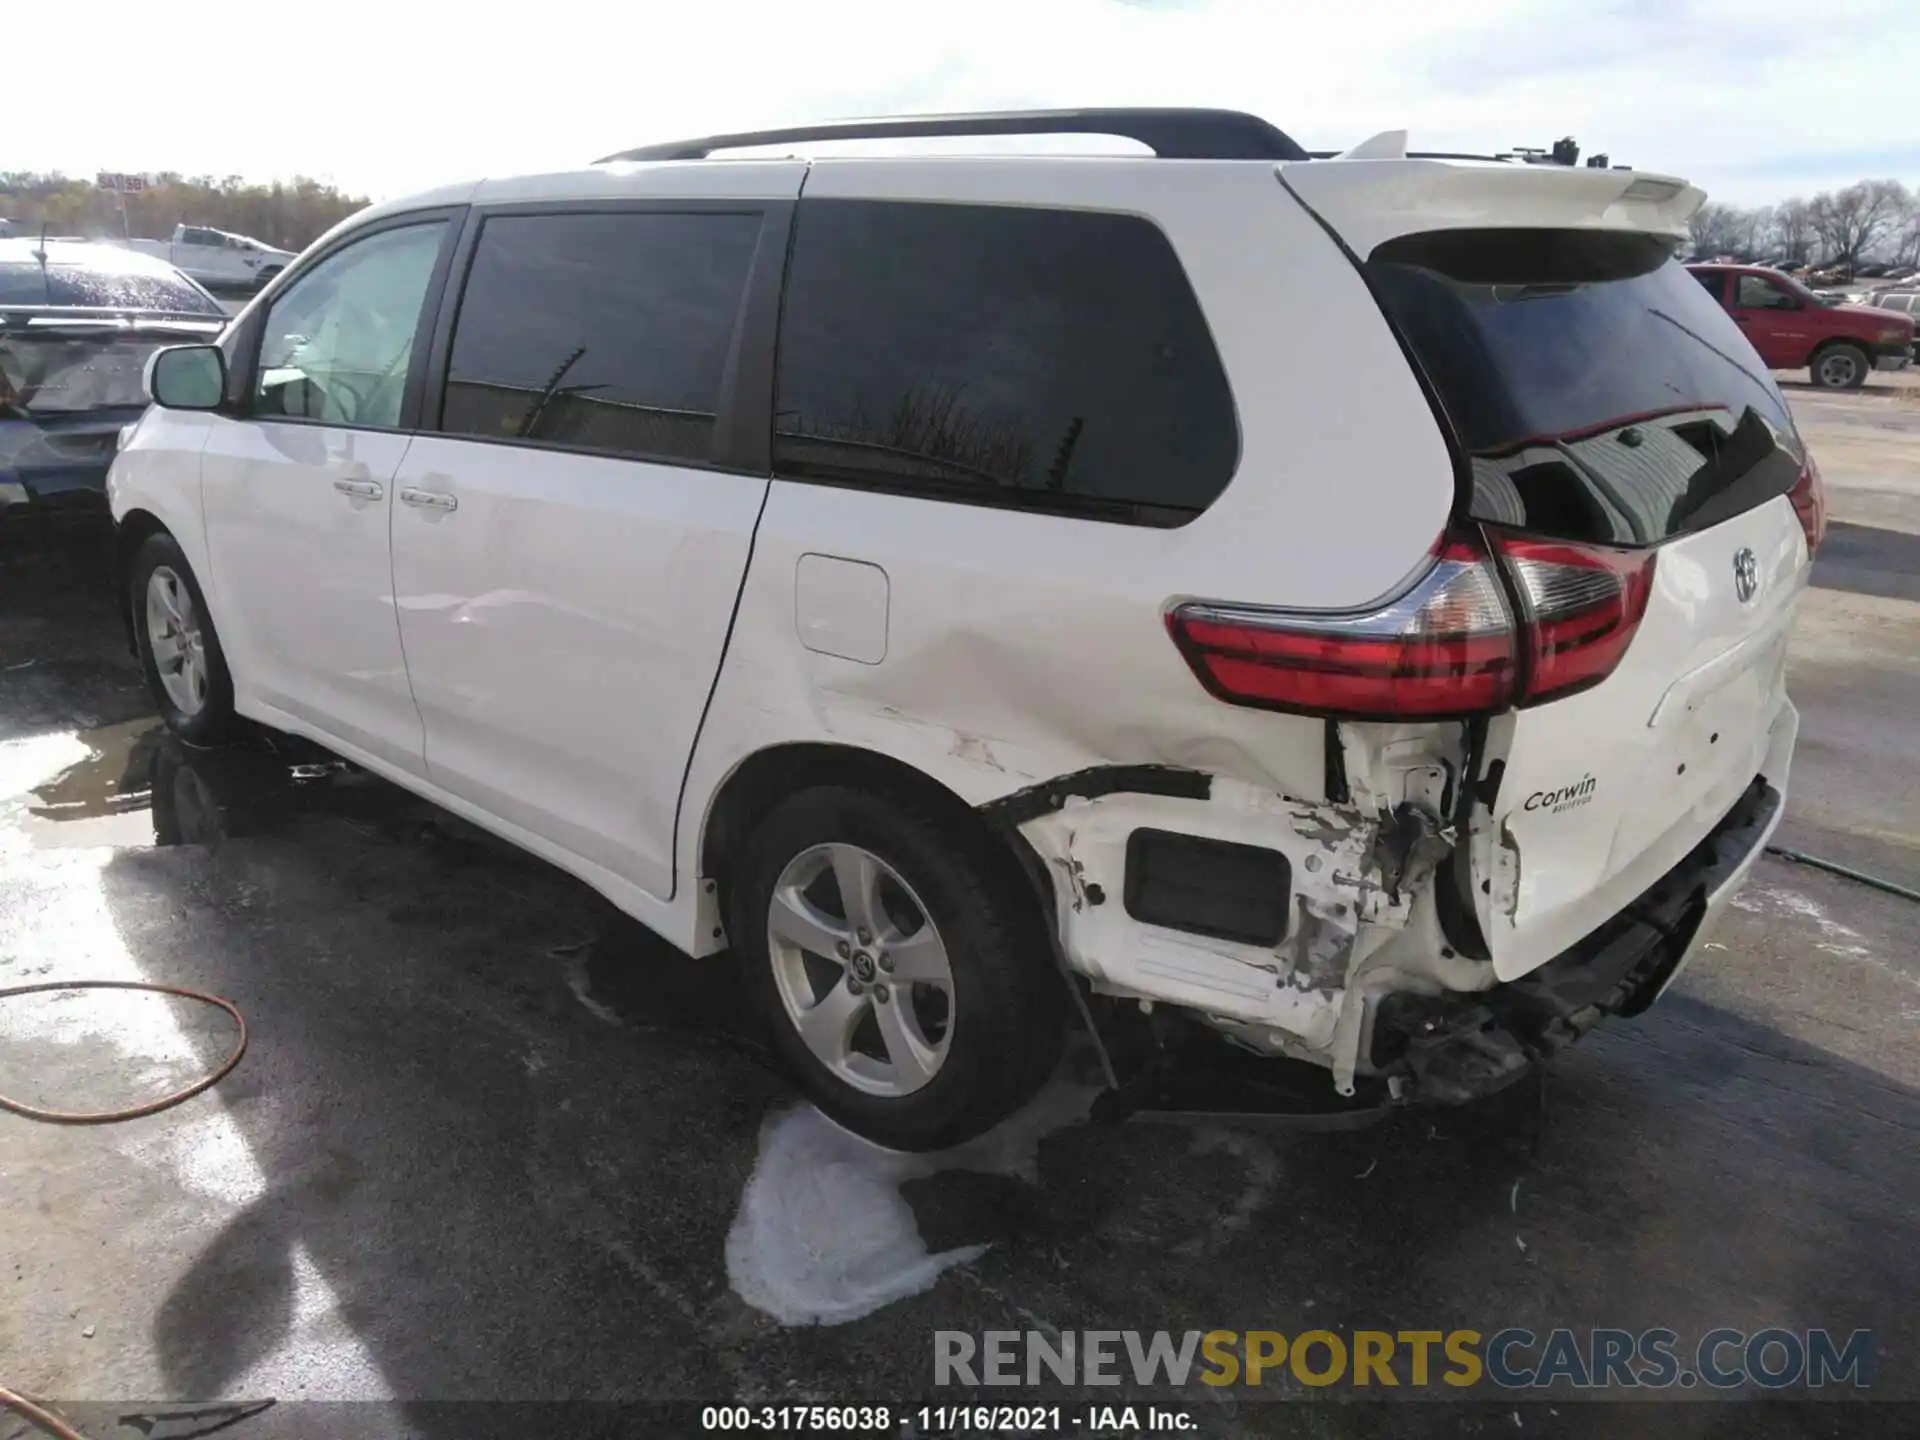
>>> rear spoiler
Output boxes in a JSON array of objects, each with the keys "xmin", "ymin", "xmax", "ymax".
[{"xmin": 1279, "ymin": 139, "xmax": 1705, "ymax": 258}]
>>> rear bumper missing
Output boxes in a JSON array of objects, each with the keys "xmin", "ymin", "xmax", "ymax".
[{"xmin": 1372, "ymin": 775, "xmax": 1783, "ymax": 1104}]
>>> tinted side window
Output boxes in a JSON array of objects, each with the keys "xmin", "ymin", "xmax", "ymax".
[
  {"xmin": 439, "ymin": 211, "xmax": 761, "ymax": 465},
  {"xmin": 773, "ymin": 200, "xmax": 1238, "ymax": 525}
]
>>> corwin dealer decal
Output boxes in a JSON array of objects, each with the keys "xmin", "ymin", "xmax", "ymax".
[{"xmin": 1523, "ymin": 775, "xmax": 1598, "ymax": 815}]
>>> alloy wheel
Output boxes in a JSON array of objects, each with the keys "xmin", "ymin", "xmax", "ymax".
[
  {"xmin": 765, "ymin": 842, "xmax": 956, "ymax": 1097},
  {"xmin": 146, "ymin": 567, "xmax": 208, "ymax": 717}
]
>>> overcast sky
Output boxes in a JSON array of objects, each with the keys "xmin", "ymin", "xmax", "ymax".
[{"xmin": 15, "ymin": 0, "xmax": 1918, "ymax": 207}]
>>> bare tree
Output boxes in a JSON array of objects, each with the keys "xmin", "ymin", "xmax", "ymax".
[
  {"xmin": 1892, "ymin": 194, "xmax": 1920, "ymax": 267},
  {"xmin": 1687, "ymin": 201, "xmax": 1745, "ymax": 256},
  {"xmin": 1810, "ymin": 180, "xmax": 1909, "ymax": 269},
  {"xmin": 1736, "ymin": 204, "xmax": 1775, "ymax": 256},
  {"xmin": 1772, "ymin": 198, "xmax": 1817, "ymax": 264}
]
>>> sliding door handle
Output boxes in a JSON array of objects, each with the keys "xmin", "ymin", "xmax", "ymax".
[
  {"xmin": 399, "ymin": 487, "xmax": 458, "ymax": 512},
  {"xmin": 332, "ymin": 477, "xmax": 383, "ymax": 500}
]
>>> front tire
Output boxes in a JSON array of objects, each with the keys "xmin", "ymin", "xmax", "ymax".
[
  {"xmin": 1811, "ymin": 343, "xmax": 1869, "ymax": 390},
  {"xmin": 132, "ymin": 533, "xmax": 237, "ymax": 744},
  {"xmin": 731, "ymin": 785, "xmax": 1066, "ymax": 1152}
]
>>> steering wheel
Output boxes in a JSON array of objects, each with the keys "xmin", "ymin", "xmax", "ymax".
[
  {"xmin": 311, "ymin": 373, "xmax": 370, "ymax": 424},
  {"xmin": 278, "ymin": 371, "xmax": 365, "ymax": 425}
]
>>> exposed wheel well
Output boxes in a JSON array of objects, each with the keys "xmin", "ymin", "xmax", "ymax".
[
  {"xmin": 698, "ymin": 742, "xmax": 1057, "ymax": 938},
  {"xmin": 113, "ymin": 510, "xmax": 172, "ymax": 652},
  {"xmin": 117, "ymin": 508, "xmax": 170, "ymax": 566}
]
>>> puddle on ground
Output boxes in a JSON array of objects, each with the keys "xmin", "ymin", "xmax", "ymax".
[
  {"xmin": 10, "ymin": 719, "xmax": 411, "ymax": 852},
  {"xmin": 726, "ymin": 1079, "xmax": 1099, "ymax": 1327},
  {"xmin": 14, "ymin": 717, "xmax": 161, "ymax": 849}
]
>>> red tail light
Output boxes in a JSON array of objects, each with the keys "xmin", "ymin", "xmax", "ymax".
[
  {"xmin": 1166, "ymin": 533, "xmax": 1517, "ymax": 720},
  {"xmin": 1492, "ymin": 533, "xmax": 1656, "ymax": 706},
  {"xmin": 1166, "ymin": 528, "xmax": 1656, "ymax": 720},
  {"xmin": 1788, "ymin": 454, "xmax": 1826, "ymax": 556}
]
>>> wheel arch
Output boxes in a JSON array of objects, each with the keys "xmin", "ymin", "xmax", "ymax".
[
  {"xmin": 1809, "ymin": 335, "xmax": 1869, "ymax": 375},
  {"xmin": 696, "ymin": 740, "xmax": 1060, "ymax": 945},
  {"xmin": 112, "ymin": 508, "xmax": 174, "ymax": 654}
]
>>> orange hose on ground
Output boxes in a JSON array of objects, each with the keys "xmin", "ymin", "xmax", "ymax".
[
  {"xmin": 0, "ymin": 1383, "xmax": 91, "ymax": 1440},
  {"xmin": 0, "ymin": 980, "xmax": 247, "ymax": 1124},
  {"xmin": 2, "ymin": 981, "xmax": 248, "ymax": 1439}
]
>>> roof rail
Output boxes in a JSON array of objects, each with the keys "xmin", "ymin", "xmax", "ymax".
[
  {"xmin": 1306, "ymin": 149, "xmax": 1512, "ymax": 163},
  {"xmin": 596, "ymin": 108, "xmax": 1310, "ymax": 164}
]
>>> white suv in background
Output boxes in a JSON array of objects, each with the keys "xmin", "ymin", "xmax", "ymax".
[{"xmin": 108, "ymin": 110, "xmax": 1820, "ymax": 1150}]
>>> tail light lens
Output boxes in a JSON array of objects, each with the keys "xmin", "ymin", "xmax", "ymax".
[
  {"xmin": 1493, "ymin": 533, "xmax": 1656, "ymax": 706},
  {"xmin": 1788, "ymin": 454, "xmax": 1826, "ymax": 556},
  {"xmin": 1166, "ymin": 534, "xmax": 1517, "ymax": 720},
  {"xmin": 1167, "ymin": 527, "xmax": 1656, "ymax": 720}
]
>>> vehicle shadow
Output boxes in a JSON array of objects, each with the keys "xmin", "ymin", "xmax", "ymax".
[
  {"xmin": 0, "ymin": 524, "xmax": 151, "ymax": 743},
  {"xmin": 1775, "ymin": 378, "xmax": 1912, "ymax": 394},
  {"xmin": 1810, "ymin": 520, "xmax": 1920, "ymax": 603},
  {"xmin": 56, "ymin": 732, "xmax": 1917, "ymax": 1435}
]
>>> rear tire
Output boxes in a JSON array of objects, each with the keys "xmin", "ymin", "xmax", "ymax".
[
  {"xmin": 730, "ymin": 785, "xmax": 1066, "ymax": 1152},
  {"xmin": 1811, "ymin": 343, "xmax": 1869, "ymax": 390},
  {"xmin": 132, "ymin": 533, "xmax": 237, "ymax": 745}
]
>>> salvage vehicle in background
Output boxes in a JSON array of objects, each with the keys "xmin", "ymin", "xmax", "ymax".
[
  {"xmin": 109, "ymin": 111, "xmax": 1819, "ymax": 1150},
  {"xmin": 125, "ymin": 224, "xmax": 297, "ymax": 293},
  {"xmin": 1865, "ymin": 290, "xmax": 1920, "ymax": 360},
  {"xmin": 1689, "ymin": 262, "xmax": 1915, "ymax": 387},
  {"xmin": 1, "ymin": 240, "xmax": 225, "ymax": 523}
]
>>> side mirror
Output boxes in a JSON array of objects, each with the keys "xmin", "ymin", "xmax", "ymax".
[{"xmin": 145, "ymin": 345, "xmax": 226, "ymax": 411}]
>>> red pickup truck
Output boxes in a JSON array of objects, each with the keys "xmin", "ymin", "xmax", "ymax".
[{"xmin": 1688, "ymin": 263, "xmax": 1915, "ymax": 389}]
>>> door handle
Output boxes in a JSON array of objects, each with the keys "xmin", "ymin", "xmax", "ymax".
[
  {"xmin": 332, "ymin": 477, "xmax": 383, "ymax": 500},
  {"xmin": 399, "ymin": 487, "xmax": 458, "ymax": 513}
]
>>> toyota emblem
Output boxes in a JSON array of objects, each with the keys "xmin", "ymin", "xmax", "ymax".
[{"xmin": 1733, "ymin": 547, "xmax": 1758, "ymax": 603}]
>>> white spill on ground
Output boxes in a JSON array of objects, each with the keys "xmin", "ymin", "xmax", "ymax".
[
  {"xmin": 1733, "ymin": 878, "xmax": 1918, "ymax": 992},
  {"xmin": 1733, "ymin": 882, "xmax": 1874, "ymax": 958},
  {"xmin": 726, "ymin": 1079, "xmax": 1097, "ymax": 1326}
]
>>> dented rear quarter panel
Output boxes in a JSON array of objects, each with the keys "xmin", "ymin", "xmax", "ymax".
[{"xmin": 678, "ymin": 160, "xmax": 1456, "ymax": 946}]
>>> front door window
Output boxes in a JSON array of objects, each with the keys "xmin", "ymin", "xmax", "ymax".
[{"xmin": 253, "ymin": 223, "xmax": 445, "ymax": 429}]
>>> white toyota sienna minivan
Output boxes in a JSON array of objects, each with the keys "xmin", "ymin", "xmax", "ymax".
[{"xmin": 108, "ymin": 110, "xmax": 1820, "ymax": 1150}]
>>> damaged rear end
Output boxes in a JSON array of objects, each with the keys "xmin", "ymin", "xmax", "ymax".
[{"xmin": 1007, "ymin": 155, "xmax": 1808, "ymax": 1111}]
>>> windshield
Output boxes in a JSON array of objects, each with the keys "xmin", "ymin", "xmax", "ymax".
[
  {"xmin": 0, "ymin": 260, "xmax": 223, "ymax": 314},
  {"xmin": 1367, "ymin": 229, "xmax": 1802, "ymax": 547},
  {"xmin": 0, "ymin": 333, "xmax": 172, "ymax": 415}
]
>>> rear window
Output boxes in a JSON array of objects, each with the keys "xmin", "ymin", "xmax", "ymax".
[
  {"xmin": 1367, "ymin": 230, "xmax": 1802, "ymax": 546},
  {"xmin": 0, "ymin": 260, "xmax": 222, "ymax": 315},
  {"xmin": 773, "ymin": 199, "xmax": 1239, "ymax": 525},
  {"xmin": 0, "ymin": 333, "xmax": 174, "ymax": 414}
]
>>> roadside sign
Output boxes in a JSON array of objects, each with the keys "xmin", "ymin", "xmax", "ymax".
[{"xmin": 95, "ymin": 172, "xmax": 150, "ymax": 193}]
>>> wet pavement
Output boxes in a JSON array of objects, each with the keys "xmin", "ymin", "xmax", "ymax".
[{"xmin": 3, "ymin": 379, "xmax": 1919, "ymax": 1438}]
